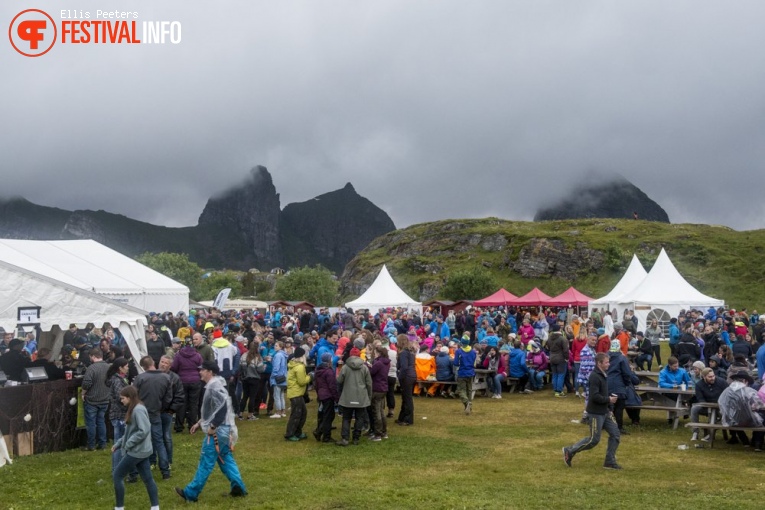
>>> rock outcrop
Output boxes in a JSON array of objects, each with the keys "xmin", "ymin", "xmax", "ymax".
[
  {"xmin": 534, "ymin": 175, "xmax": 670, "ymax": 223},
  {"xmin": 280, "ymin": 183, "xmax": 396, "ymax": 273},
  {"xmin": 0, "ymin": 166, "xmax": 396, "ymax": 272}
]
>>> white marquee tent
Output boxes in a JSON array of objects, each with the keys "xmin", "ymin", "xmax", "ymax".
[
  {"xmin": 345, "ymin": 265, "xmax": 421, "ymax": 313},
  {"xmin": 0, "ymin": 259, "xmax": 149, "ymax": 358},
  {"xmin": 589, "ymin": 254, "xmax": 648, "ymax": 313},
  {"xmin": 596, "ymin": 249, "xmax": 724, "ymax": 332},
  {"xmin": 0, "ymin": 239, "xmax": 189, "ymax": 315}
]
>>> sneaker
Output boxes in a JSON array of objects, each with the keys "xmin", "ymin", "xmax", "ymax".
[
  {"xmin": 496, "ymin": 394, "xmax": 502, "ymax": 399},
  {"xmin": 313, "ymin": 430, "xmax": 321, "ymax": 441},
  {"xmin": 369, "ymin": 435, "xmax": 381, "ymax": 442},
  {"xmin": 236, "ymin": 413, "xmax": 243, "ymax": 420},
  {"xmin": 701, "ymin": 435, "xmax": 711, "ymax": 442},
  {"xmin": 126, "ymin": 475, "xmax": 138, "ymax": 484},
  {"xmin": 247, "ymin": 415, "xmax": 259, "ymax": 421},
  {"xmin": 286, "ymin": 436, "xmax": 300, "ymax": 442},
  {"xmin": 465, "ymin": 402, "xmax": 472, "ymax": 415},
  {"xmin": 336, "ymin": 439, "xmax": 349, "ymax": 447},
  {"xmin": 619, "ymin": 429, "xmax": 630, "ymax": 436},
  {"xmin": 562, "ymin": 447, "xmax": 572, "ymax": 467},
  {"xmin": 575, "ymin": 391, "xmax": 581, "ymax": 398},
  {"xmin": 554, "ymin": 392, "xmax": 563, "ymax": 398},
  {"xmin": 691, "ymin": 432, "xmax": 699, "ymax": 442},
  {"xmin": 162, "ymin": 473, "xmax": 171, "ymax": 480},
  {"xmin": 603, "ymin": 463, "xmax": 623, "ymax": 470},
  {"xmin": 522, "ymin": 389, "xmax": 533, "ymax": 394},
  {"xmin": 381, "ymin": 433, "xmax": 389, "ymax": 439},
  {"xmin": 270, "ymin": 413, "xmax": 283, "ymax": 419},
  {"xmin": 297, "ymin": 433, "xmax": 308, "ymax": 440},
  {"xmin": 230, "ymin": 485, "xmax": 245, "ymax": 497},
  {"xmin": 386, "ymin": 412, "xmax": 395, "ymax": 418}
]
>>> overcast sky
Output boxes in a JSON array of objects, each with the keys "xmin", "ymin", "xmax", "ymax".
[{"xmin": 3, "ymin": 1, "xmax": 765, "ymax": 230}]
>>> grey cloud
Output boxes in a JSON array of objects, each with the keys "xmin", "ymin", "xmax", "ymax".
[{"xmin": 2, "ymin": 1, "xmax": 765, "ymax": 230}]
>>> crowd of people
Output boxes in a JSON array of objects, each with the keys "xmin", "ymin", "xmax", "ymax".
[{"xmin": 2, "ymin": 302, "xmax": 765, "ymax": 503}]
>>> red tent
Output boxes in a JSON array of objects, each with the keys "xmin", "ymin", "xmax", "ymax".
[
  {"xmin": 473, "ymin": 288, "xmax": 518, "ymax": 307},
  {"xmin": 543, "ymin": 287, "xmax": 593, "ymax": 307},
  {"xmin": 511, "ymin": 288, "xmax": 552, "ymax": 306}
]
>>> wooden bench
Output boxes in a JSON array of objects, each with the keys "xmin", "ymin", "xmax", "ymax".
[{"xmin": 684, "ymin": 422, "xmax": 765, "ymax": 449}]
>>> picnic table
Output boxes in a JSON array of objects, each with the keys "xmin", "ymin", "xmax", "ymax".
[
  {"xmin": 633, "ymin": 371, "xmax": 659, "ymax": 386},
  {"xmin": 630, "ymin": 385, "xmax": 695, "ymax": 429},
  {"xmin": 685, "ymin": 402, "xmax": 765, "ymax": 448}
]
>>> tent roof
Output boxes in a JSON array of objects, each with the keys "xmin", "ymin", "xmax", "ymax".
[
  {"xmin": 543, "ymin": 287, "xmax": 593, "ymax": 307},
  {"xmin": 345, "ymin": 265, "xmax": 421, "ymax": 310},
  {"xmin": 473, "ymin": 288, "xmax": 518, "ymax": 307},
  {"xmin": 511, "ymin": 288, "xmax": 553, "ymax": 306},
  {"xmin": 591, "ymin": 254, "xmax": 648, "ymax": 305},
  {"xmin": 617, "ymin": 248, "xmax": 724, "ymax": 307},
  {"xmin": 0, "ymin": 239, "xmax": 188, "ymax": 295},
  {"xmin": 0, "ymin": 259, "xmax": 148, "ymax": 332}
]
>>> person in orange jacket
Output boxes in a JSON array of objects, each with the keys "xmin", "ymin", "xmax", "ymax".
[
  {"xmin": 614, "ymin": 323, "xmax": 630, "ymax": 356},
  {"xmin": 413, "ymin": 344, "xmax": 437, "ymax": 396}
]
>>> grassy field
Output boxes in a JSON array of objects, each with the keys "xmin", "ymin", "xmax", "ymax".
[{"xmin": 2, "ymin": 364, "xmax": 763, "ymax": 509}]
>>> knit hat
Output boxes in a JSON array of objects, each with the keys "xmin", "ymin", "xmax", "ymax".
[
  {"xmin": 597, "ymin": 328, "xmax": 605, "ymax": 335},
  {"xmin": 462, "ymin": 333, "xmax": 471, "ymax": 341},
  {"xmin": 460, "ymin": 337, "xmax": 470, "ymax": 346},
  {"xmin": 692, "ymin": 361, "xmax": 705, "ymax": 371},
  {"xmin": 614, "ymin": 323, "xmax": 623, "ymax": 330},
  {"xmin": 353, "ymin": 337, "xmax": 365, "ymax": 349},
  {"xmin": 609, "ymin": 340, "xmax": 621, "ymax": 352},
  {"xmin": 350, "ymin": 347, "xmax": 361, "ymax": 357},
  {"xmin": 440, "ymin": 346, "xmax": 449, "ymax": 354},
  {"xmin": 321, "ymin": 352, "xmax": 333, "ymax": 364},
  {"xmin": 293, "ymin": 347, "xmax": 306, "ymax": 358}
]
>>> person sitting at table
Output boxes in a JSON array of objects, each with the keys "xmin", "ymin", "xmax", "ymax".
[
  {"xmin": 707, "ymin": 356, "xmax": 727, "ymax": 380},
  {"xmin": 607, "ymin": 340, "xmax": 641, "ymax": 433},
  {"xmin": 690, "ymin": 367, "xmax": 729, "ymax": 442},
  {"xmin": 435, "ymin": 346, "xmax": 455, "ymax": 398},
  {"xmin": 508, "ymin": 340, "xmax": 532, "ymax": 394},
  {"xmin": 718, "ymin": 371, "xmax": 765, "ymax": 449},
  {"xmin": 527, "ymin": 341, "xmax": 549, "ymax": 391},
  {"xmin": 727, "ymin": 355, "xmax": 753, "ymax": 384},
  {"xmin": 634, "ymin": 332, "xmax": 654, "ymax": 371},
  {"xmin": 689, "ymin": 361, "xmax": 706, "ymax": 388},
  {"xmin": 482, "ymin": 346, "xmax": 507, "ymax": 399},
  {"xmin": 658, "ymin": 357, "xmax": 693, "ymax": 389}
]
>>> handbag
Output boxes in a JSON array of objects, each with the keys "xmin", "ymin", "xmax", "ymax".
[
  {"xmin": 625, "ymin": 384, "xmax": 642, "ymax": 407},
  {"xmin": 275, "ymin": 374, "xmax": 287, "ymax": 384}
]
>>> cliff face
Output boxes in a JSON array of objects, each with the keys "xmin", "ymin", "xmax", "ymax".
[
  {"xmin": 280, "ymin": 183, "xmax": 397, "ymax": 273},
  {"xmin": 0, "ymin": 167, "xmax": 395, "ymax": 272},
  {"xmin": 198, "ymin": 166, "xmax": 283, "ymax": 269},
  {"xmin": 534, "ymin": 175, "xmax": 670, "ymax": 223}
]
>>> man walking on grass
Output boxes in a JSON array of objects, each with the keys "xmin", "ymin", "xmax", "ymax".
[
  {"xmin": 176, "ymin": 360, "xmax": 247, "ymax": 502},
  {"xmin": 562, "ymin": 352, "xmax": 622, "ymax": 470},
  {"xmin": 454, "ymin": 334, "xmax": 476, "ymax": 415}
]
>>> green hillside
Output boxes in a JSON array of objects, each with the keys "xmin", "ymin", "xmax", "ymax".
[{"xmin": 340, "ymin": 218, "xmax": 765, "ymax": 309}]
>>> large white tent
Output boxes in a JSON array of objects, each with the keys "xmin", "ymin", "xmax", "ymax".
[
  {"xmin": 0, "ymin": 239, "xmax": 189, "ymax": 315},
  {"xmin": 607, "ymin": 249, "xmax": 724, "ymax": 332},
  {"xmin": 0, "ymin": 259, "xmax": 149, "ymax": 358},
  {"xmin": 345, "ymin": 265, "xmax": 421, "ymax": 313},
  {"xmin": 589, "ymin": 254, "xmax": 648, "ymax": 314}
]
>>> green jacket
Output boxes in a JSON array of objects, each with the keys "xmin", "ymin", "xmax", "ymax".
[
  {"xmin": 337, "ymin": 356, "xmax": 372, "ymax": 408},
  {"xmin": 286, "ymin": 359, "xmax": 310, "ymax": 399},
  {"xmin": 116, "ymin": 404, "xmax": 153, "ymax": 458}
]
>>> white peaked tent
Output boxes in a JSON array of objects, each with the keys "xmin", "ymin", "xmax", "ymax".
[
  {"xmin": 0, "ymin": 239, "xmax": 189, "ymax": 315},
  {"xmin": 0, "ymin": 259, "xmax": 149, "ymax": 358},
  {"xmin": 345, "ymin": 265, "xmax": 421, "ymax": 313},
  {"xmin": 613, "ymin": 248, "xmax": 724, "ymax": 331},
  {"xmin": 589, "ymin": 254, "xmax": 648, "ymax": 313}
]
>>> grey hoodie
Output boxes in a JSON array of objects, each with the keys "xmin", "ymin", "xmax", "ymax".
[{"xmin": 337, "ymin": 356, "xmax": 372, "ymax": 408}]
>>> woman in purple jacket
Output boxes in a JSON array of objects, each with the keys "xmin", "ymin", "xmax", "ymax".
[
  {"xmin": 170, "ymin": 340, "xmax": 203, "ymax": 433},
  {"xmin": 370, "ymin": 346, "xmax": 390, "ymax": 441},
  {"xmin": 312, "ymin": 352, "xmax": 339, "ymax": 443}
]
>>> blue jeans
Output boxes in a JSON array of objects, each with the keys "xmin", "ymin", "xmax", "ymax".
[
  {"xmin": 488, "ymin": 373, "xmax": 506, "ymax": 395},
  {"xmin": 181, "ymin": 425, "xmax": 247, "ymax": 501},
  {"xmin": 113, "ymin": 453, "xmax": 158, "ymax": 507},
  {"xmin": 529, "ymin": 369, "xmax": 546, "ymax": 390},
  {"xmin": 161, "ymin": 413, "xmax": 174, "ymax": 465},
  {"xmin": 111, "ymin": 419, "xmax": 126, "ymax": 472},
  {"xmin": 84, "ymin": 401, "xmax": 108, "ymax": 449},
  {"xmin": 551, "ymin": 362, "xmax": 567, "ymax": 393},
  {"xmin": 273, "ymin": 385, "xmax": 286, "ymax": 412},
  {"xmin": 148, "ymin": 416, "xmax": 170, "ymax": 476}
]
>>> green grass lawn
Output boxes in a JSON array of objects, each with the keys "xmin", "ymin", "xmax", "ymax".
[{"xmin": 2, "ymin": 368, "xmax": 763, "ymax": 510}]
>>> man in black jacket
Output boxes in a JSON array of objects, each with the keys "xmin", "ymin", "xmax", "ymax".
[
  {"xmin": 159, "ymin": 355, "xmax": 185, "ymax": 465},
  {"xmin": 563, "ymin": 352, "xmax": 622, "ymax": 470},
  {"xmin": 133, "ymin": 356, "xmax": 173, "ymax": 479},
  {"xmin": 690, "ymin": 367, "xmax": 728, "ymax": 442}
]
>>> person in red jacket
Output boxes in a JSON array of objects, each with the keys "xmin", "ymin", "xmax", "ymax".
[{"xmin": 596, "ymin": 329, "xmax": 611, "ymax": 354}]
